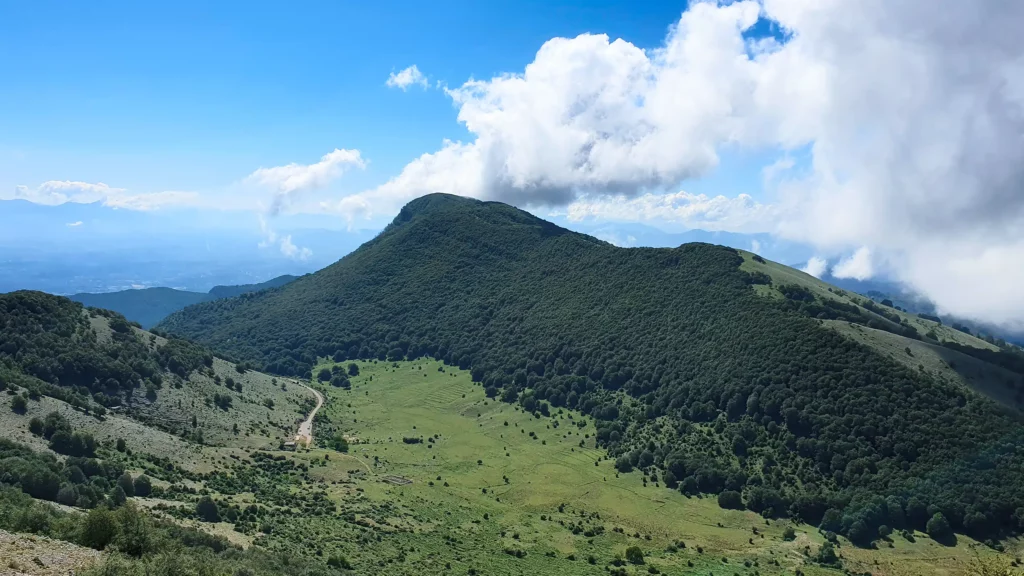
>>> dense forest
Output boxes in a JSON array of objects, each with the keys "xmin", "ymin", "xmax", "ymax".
[
  {"xmin": 154, "ymin": 193, "xmax": 1022, "ymax": 546},
  {"xmin": 0, "ymin": 290, "xmax": 215, "ymax": 410}
]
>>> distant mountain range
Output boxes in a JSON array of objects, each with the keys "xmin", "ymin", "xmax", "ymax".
[{"xmin": 69, "ymin": 274, "xmax": 298, "ymax": 328}]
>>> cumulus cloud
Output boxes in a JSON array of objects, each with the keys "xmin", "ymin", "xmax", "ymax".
[
  {"xmin": 248, "ymin": 148, "xmax": 365, "ymax": 215},
  {"xmin": 801, "ymin": 257, "xmax": 827, "ymax": 279},
  {"xmin": 831, "ymin": 247, "xmax": 874, "ymax": 281},
  {"xmin": 386, "ymin": 65, "xmax": 429, "ymax": 90},
  {"xmin": 330, "ymin": 0, "xmax": 1024, "ymax": 327},
  {"xmin": 11, "ymin": 181, "xmax": 200, "ymax": 211}
]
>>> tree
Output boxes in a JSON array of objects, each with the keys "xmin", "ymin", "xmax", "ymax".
[
  {"xmin": 116, "ymin": 438, "xmax": 126, "ymax": 452},
  {"xmin": 109, "ymin": 485, "xmax": 127, "ymax": 507},
  {"xmin": 348, "ymin": 363, "xmax": 360, "ymax": 376},
  {"xmin": 28, "ymin": 417, "xmax": 43, "ymax": 435},
  {"xmin": 10, "ymin": 395, "xmax": 27, "ymax": 414},
  {"xmin": 112, "ymin": 503, "xmax": 151, "ymax": 557},
  {"xmin": 717, "ymin": 490, "xmax": 743, "ymax": 510},
  {"xmin": 133, "ymin": 474, "xmax": 152, "ymax": 497},
  {"xmin": 80, "ymin": 507, "xmax": 117, "ymax": 550},
  {"xmin": 816, "ymin": 542, "xmax": 838, "ymax": 565},
  {"xmin": 117, "ymin": 473, "xmax": 135, "ymax": 498},
  {"xmin": 926, "ymin": 512, "xmax": 953, "ymax": 544},
  {"xmin": 625, "ymin": 546, "xmax": 644, "ymax": 565},
  {"xmin": 329, "ymin": 433, "xmax": 349, "ymax": 453},
  {"xmin": 317, "ymin": 368, "xmax": 332, "ymax": 382},
  {"xmin": 196, "ymin": 495, "xmax": 220, "ymax": 522}
]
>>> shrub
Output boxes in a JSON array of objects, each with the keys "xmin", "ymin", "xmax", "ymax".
[
  {"xmin": 117, "ymin": 473, "xmax": 135, "ymax": 498},
  {"xmin": 625, "ymin": 546, "xmax": 645, "ymax": 565},
  {"xmin": 28, "ymin": 417, "xmax": 43, "ymax": 435},
  {"xmin": 717, "ymin": 490, "xmax": 743, "ymax": 510},
  {"xmin": 347, "ymin": 363, "xmax": 360, "ymax": 376},
  {"xmin": 327, "ymin": 554, "xmax": 353, "ymax": 569},
  {"xmin": 317, "ymin": 368, "xmax": 332, "ymax": 382},
  {"xmin": 80, "ymin": 506, "xmax": 117, "ymax": 550},
  {"xmin": 196, "ymin": 496, "xmax": 220, "ymax": 522},
  {"xmin": 10, "ymin": 395, "xmax": 27, "ymax": 414},
  {"xmin": 133, "ymin": 475, "xmax": 152, "ymax": 497}
]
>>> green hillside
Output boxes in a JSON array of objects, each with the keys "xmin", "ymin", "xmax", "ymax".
[
  {"xmin": 160, "ymin": 193, "xmax": 1024, "ymax": 547},
  {"xmin": 69, "ymin": 274, "xmax": 298, "ymax": 328}
]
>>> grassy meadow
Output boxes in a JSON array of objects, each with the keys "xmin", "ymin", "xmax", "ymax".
[{"xmin": 255, "ymin": 358, "xmax": 1020, "ymax": 576}]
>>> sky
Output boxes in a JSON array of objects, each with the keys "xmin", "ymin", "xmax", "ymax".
[{"xmin": 2, "ymin": 0, "xmax": 1024, "ymax": 328}]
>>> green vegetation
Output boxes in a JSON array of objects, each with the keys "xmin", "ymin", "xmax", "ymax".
[
  {"xmin": 70, "ymin": 275, "xmax": 298, "ymax": 328},
  {"xmin": 161, "ymin": 194, "xmax": 1024, "ymax": 546}
]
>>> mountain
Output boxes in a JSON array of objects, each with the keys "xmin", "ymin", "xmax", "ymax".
[
  {"xmin": 68, "ymin": 274, "xmax": 298, "ymax": 328},
  {"xmin": 0, "ymin": 290, "xmax": 336, "ymax": 573},
  {"xmin": 161, "ymin": 193, "xmax": 1024, "ymax": 545}
]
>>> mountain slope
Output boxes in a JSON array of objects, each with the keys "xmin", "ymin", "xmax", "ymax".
[
  {"xmin": 0, "ymin": 291, "xmax": 315, "ymax": 458},
  {"xmin": 160, "ymin": 193, "xmax": 1024, "ymax": 544},
  {"xmin": 68, "ymin": 274, "xmax": 298, "ymax": 328}
]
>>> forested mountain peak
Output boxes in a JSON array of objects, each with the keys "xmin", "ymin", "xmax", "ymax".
[{"xmin": 159, "ymin": 194, "xmax": 1024, "ymax": 546}]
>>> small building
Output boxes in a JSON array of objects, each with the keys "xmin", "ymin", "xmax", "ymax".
[{"xmin": 283, "ymin": 441, "xmax": 297, "ymax": 451}]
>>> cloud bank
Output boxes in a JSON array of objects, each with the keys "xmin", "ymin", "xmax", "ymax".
[
  {"xmin": 329, "ymin": 0, "xmax": 1024, "ymax": 327},
  {"xmin": 12, "ymin": 181, "xmax": 200, "ymax": 211},
  {"xmin": 248, "ymin": 148, "xmax": 365, "ymax": 215}
]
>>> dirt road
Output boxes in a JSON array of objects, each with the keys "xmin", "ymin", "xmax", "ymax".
[{"xmin": 294, "ymin": 382, "xmax": 324, "ymax": 448}]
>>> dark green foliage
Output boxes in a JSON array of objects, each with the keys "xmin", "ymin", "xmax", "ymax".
[
  {"xmin": 159, "ymin": 194, "xmax": 1024, "ymax": 544},
  {"xmin": 134, "ymin": 474, "xmax": 152, "ymax": 497},
  {"xmin": 347, "ymin": 363, "xmax": 360, "ymax": 376},
  {"xmin": 816, "ymin": 542, "xmax": 838, "ymax": 565},
  {"xmin": 10, "ymin": 395, "xmax": 27, "ymax": 413},
  {"xmin": 625, "ymin": 546, "xmax": 644, "ymax": 565},
  {"xmin": 317, "ymin": 367, "xmax": 332, "ymax": 382},
  {"xmin": 117, "ymin": 472, "xmax": 135, "ymax": 497},
  {"xmin": 196, "ymin": 495, "xmax": 220, "ymax": 522},
  {"xmin": 926, "ymin": 512, "xmax": 953, "ymax": 544},
  {"xmin": 717, "ymin": 490, "xmax": 743, "ymax": 510},
  {"xmin": 212, "ymin": 393, "xmax": 233, "ymax": 410}
]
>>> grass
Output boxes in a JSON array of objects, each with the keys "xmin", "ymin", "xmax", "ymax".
[
  {"xmin": 4, "ymin": 352, "xmax": 1021, "ymax": 575},
  {"xmin": 270, "ymin": 358, "xmax": 1019, "ymax": 575}
]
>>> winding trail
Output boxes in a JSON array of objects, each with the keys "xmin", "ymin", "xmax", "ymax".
[{"xmin": 294, "ymin": 381, "xmax": 324, "ymax": 447}]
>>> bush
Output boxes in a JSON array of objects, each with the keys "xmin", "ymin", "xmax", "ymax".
[
  {"xmin": 347, "ymin": 363, "xmax": 360, "ymax": 376},
  {"xmin": 196, "ymin": 496, "xmax": 220, "ymax": 523},
  {"xmin": 117, "ymin": 473, "xmax": 135, "ymax": 498},
  {"xmin": 783, "ymin": 526, "xmax": 796, "ymax": 541},
  {"xmin": 927, "ymin": 512, "xmax": 953, "ymax": 544},
  {"xmin": 717, "ymin": 490, "xmax": 743, "ymax": 510},
  {"xmin": 28, "ymin": 416, "xmax": 43, "ymax": 435},
  {"xmin": 80, "ymin": 506, "xmax": 117, "ymax": 549},
  {"xmin": 317, "ymin": 368, "xmax": 332, "ymax": 382},
  {"xmin": 625, "ymin": 546, "xmax": 645, "ymax": 565},
  {"xmin": 10, "ymin": 395, "xmax": 27, "ymax": 414},
  {"xmin": 133, "ymin": 475, "xmax": 152, "ymax": 497},
  {"xmin": 816, "ymin": 542, "xmax": 838, "ymax": 565},
  {"xmin": 327, "ymin": 554, "xmax": 353, "ymax": 569}
]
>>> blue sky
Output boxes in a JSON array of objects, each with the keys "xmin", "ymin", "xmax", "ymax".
[
  {"xmin": 3, "ymin": 0, "xmax": 1019, "ymax": 325},
  {"xmin": 2, "ymin": 0, "xmax": 722, "ymax": 196}
]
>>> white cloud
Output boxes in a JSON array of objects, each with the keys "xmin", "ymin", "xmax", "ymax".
[
  {"xmin": 278, "ymin": 235, "xmax": 312, "ymax": 260},
  {"xmin": 14, "ymin": 181, "xmax": 125, "ymax": 205},
  {"xmin": 750, "ymin": 239, "xmax": 761, "ymax": 254},
  {"xmin": 801, "ymin": 256, "xmax": 827, "ymax": 279},
  {"xmin": 831, "ymin": 247, "xmax": 873, "ymax": 281},
  {"xmin": 248, "ymin": 148, "xmax": 365, "ymax": 215},
  {"xmin": 10, "ymin": 181, "xmax": 201, "ymax": 211},
  {"xmin": 257, "ymin": 215, "xmax": 312, "ymax": 261},
  {"xmin": 563, "ymin": 191, "xmax": 777, "ymax": 233},
  {"xmin": 329, "ymin": 0, "xmax": 1024, "ymax": 327},
  {"xmin": 66, "ymin": 221, "xmax": 83, "ymax": 227},
  {"xmin": 386, "ymin": 65, "xmax": 429, "ymax": 90}
]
